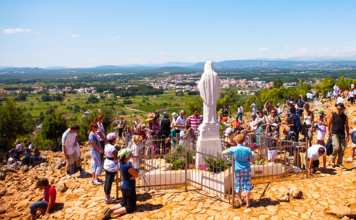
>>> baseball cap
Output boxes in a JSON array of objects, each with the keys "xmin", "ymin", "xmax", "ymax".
[{"xmin": 225, "ymin": 127, "xmax": 233, "ymax": 134}]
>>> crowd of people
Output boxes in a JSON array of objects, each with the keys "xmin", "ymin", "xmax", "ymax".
[{"xmin": 6, "ymin": 82, "xmax": 356, "ymax": 217}]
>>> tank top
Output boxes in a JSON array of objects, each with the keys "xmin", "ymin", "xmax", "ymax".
[
  {"xmin": 331, "ymin": 113, "xmax": 346, "ymax": 135},
  {"xmin": 303, "ymin": 114, "xmax": 312, "ymax": 126},
  {"xmin": 160, "ymin": 118, "xmax": 171, "ymax": 137}
]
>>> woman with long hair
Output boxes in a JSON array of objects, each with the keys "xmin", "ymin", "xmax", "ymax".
[
  {"xmin": 95, "ymin": 115, "xmax": 106, "ymax": 160},
  {"xmin": 89, "ymin": 123, "xmax": 103, "ymax": 185}
]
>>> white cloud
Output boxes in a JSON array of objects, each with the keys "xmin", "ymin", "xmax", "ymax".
[
  {"xmin": 284, "ymin": 46, "xmax": 290, "ymax": 51},
  {"xmin": 71, "ymin": 34, "xmax": 77, "ymax": 37},
  {"xmin": 189, "ymin": 57, "xmax": 196, "ymax": 60},
  {"xmin": 258, "ymin": 48, "xmax": 269, "ymax": 51},
  {"xmin": 34, "ymin": 32, "xmax": 42, "ymax": 34},
  {"xmin": 291, "ymin": 46, "xmax": 356, "ymax": 56},
  {"xmin": 159, "ymin": 52, "xmax": 165, "ymax": 55},
  {"xmin": 89, "ymin": 58, "xmax": 99, "ymax": 61},
  {"xmin": 112, "ymin": 36, "xmax": 120, "ymax": 40},
  {"xmin": 3, "ymin": 28, "xmax": 32, "ymax": 34}
]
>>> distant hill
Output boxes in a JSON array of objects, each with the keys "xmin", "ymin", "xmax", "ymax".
[
  {"xmin": 45, "ymin": 66, "xmax": 68, "ymax": 69},
  {"xmin": 0, "ymin": 66, "xmax": 17, "ymax": 70}
]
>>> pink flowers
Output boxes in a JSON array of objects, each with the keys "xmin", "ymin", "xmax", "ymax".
[
  {"xmin": 189, "ymin": 165, "xmax": 195, "ymax": 169},
  {"xmin": 198, "ymin": 164, "xmax": 207, "ymax": 171}
]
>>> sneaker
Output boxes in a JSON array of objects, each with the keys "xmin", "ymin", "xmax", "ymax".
[
  {"xmin": 105, "ymin": 197, "xmax": 115, "ymax": 204},
  {"xmin": 80, "ymin": 171, "xmax": 89, "ymax": 176},
  {"xmin": 97, "ymin": 178, "xmax": 103, "ymax": 182},
  {"xmin": 330, "ymin": 161, "xmax": 336, "ymax": 167},
  {"xmin": 338, "ymin": 164, "xmax": 345, "ymax": 169},
  {"xmin": 66, "ymin": 174, "xmax": 71, "ymax": 179},
  {"xmin": 102, "ymin": 208, "xmax": 113, "ymax": 220},
  {"xmin": 347, "ymin": 157, "xmax": 354, "ymax": 163},
  {"xmin": 93, "ymin": 180, "xmax": 103, "ymax": 185}
]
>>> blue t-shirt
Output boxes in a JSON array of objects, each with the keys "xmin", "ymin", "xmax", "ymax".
[
  {"xmin": 351, "ymin": 130, "xmax": 356, "ymax": 144},
  {"xmin": 89, "ymin": 132, "xmax": 102, "ymax": 151},
  {"xmin": 120, "ymin": 162, "xmax": 136, "ymax": 189},
  {"xmin": 225, "ymin": 145, "xmax": 253, "ymax": 171},
  {"xmin": 327, "ymin": 92, "xmax": 332, "ymax": 97}
]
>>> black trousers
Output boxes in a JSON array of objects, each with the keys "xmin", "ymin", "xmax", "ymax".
[
  {"xmin": 118, "ymin": 128, "xmax": 124, "ymax": 138},
  {"xmin": 120, "ymin": 188, "xmax": 136, "ymax": 213},
  {"xmin": 104, "ymin": 170, "xmax": 117, "ymax": 196}
]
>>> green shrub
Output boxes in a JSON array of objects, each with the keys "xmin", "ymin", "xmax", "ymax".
[{"xmin": 203, "ymin": 153, "xmax": 229, "ymax": 173}]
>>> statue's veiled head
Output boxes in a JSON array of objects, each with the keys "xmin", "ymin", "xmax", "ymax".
[{"xmin": 204, "ymin": 61, "xmax": 214, "ymax": 74}]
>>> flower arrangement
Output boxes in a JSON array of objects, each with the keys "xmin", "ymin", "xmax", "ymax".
[{"xmin": 198, "ymin": 164, "xmax": 207, "ymax": 171}]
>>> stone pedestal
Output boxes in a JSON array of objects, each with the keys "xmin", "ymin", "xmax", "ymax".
[{"xmin": 195, "ymin": 123, "xmax": 223, "ymax": 167}]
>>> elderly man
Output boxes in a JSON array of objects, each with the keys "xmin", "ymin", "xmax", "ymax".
[{"xmin": 308, "ymin": 144, "xmax": 327, "ymax": 174}]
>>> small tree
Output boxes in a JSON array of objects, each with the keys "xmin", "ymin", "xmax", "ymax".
[
  {"xmin": 41, "ymin": 112, "xmax": 68, "ymax": 147},
  {"xmin": 0, "ymin": 100, "xmax": 32, "ymax": 153}
]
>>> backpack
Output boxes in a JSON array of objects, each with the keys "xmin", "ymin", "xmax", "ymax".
[
  {"xmin": 325, "ymin": 138, "xmax": 333, "ymax": 156},
  {"xmin": 351, "ymin": 131, "xmax": 356, "ymax": 144}
]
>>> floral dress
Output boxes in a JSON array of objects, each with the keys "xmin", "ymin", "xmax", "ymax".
[{"xmin": 255, "ymin": 116, "xmax": 267, "ymax": 146}]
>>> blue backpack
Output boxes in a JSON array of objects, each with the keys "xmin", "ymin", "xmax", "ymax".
[{"xmin": 351, "ymin": 131, "xmax": 356, "ymax": 144}]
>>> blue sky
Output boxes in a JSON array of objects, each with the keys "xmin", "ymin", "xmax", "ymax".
[{"xmin": 1, "ymin": 0, "xmax": 356, "ymax": 67}]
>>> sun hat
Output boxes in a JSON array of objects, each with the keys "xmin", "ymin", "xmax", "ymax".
[
  {"xmin": 234, "ymin": 134, "xmax": 244, "ymax": 142},
  {"xmin": 118, "ymin": 149, "xmax": 132, "ymax": 159},
  {"xmin": 276, "ymin": 103, "xmax": 280, "ymax": 107},
  {"xmin": 225, "ymin": 127, "xmax": 233, "ymax": 134},
  {"xmin": 106, "ymin": 132, "xmax": 117, "ymax": 141},
  {"xmin": 145, "ymin": 114, "xmax": 155, "ymax": 121},
  {"xmin": 172, "ymin": 112, "xmax": 178, "ymax": 118},
  {"xmin": 271, "ymin": 123, "xmax": 279, "ymax": 128},
  {"xmin": 236, "ymin": 122, "xmax": 241, "ymax": 126},
  {"xmin": 318, "ymin": 110, "xmax": 324, "ymax": 116}
]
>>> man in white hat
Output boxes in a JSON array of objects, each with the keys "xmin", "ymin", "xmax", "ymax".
[{"xmin": 224, "ymin": 127, "xmax": 234, "ymax": 148}]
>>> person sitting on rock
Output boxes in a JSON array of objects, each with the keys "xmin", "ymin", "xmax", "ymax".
[
  {"xmin": 308, "ymin": 144, "xmax": 327, "ymax": 174},
  {"xmin": 30, "ymin": 178, "xmax": 56, "ymax": 220},
  {"xmin": 24, "ymin": 147, "xmax": 32, "ymax": 165},
  {"xmin": 7, "ymin": 153, "xmax": 16, "ymax": 165},
  {"xmin": 102, "ymin": 149, "xmax": 139, "ymax": 220},
  {"xmin": 224, "ymin": 127, "xmax": 235, "ymax": 148},
  {"xmin": 34, "ymin": 148, "xmax": 41, "ymax": 162}
]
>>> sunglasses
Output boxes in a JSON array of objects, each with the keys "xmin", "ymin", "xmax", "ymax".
[{"xmin": 337, "ymin": 108, "xmax": 343, "ymax": 111}]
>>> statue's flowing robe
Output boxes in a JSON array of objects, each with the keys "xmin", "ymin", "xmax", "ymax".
[{"xmin": 198, "ymin": 62, "xmax": 221, "ymax": 124}]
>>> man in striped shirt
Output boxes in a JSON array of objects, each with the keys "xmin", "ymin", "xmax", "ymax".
[{"xmin": 186, "ymin": 109, "xmax": 203, "ymax": 131}]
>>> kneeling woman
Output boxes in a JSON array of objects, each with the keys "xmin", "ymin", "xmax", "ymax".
[
  {"xmin": 103, "ymin": 133, "xmax": 119, "ymax": 204},
  {"xmin": 222, "ymin": 134, "xmax": 254, "ymax": 208},
  {"xmin": 102, "ymin": 149, "xmax": 139, "ymax": 219}
]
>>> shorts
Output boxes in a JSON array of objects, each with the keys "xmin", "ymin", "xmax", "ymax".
[
  {"xmin": 30, "ymin": 200, "xmax": 48, "ymax": 215},
  {"xmin": 311, "ymin": 160, "xmax": 319, "ymax": 169},
  {"xmin": 234, "ymin": 169, "xmax": 252, "ymax": 193},
  {"xmin": 66, "ymin": 151, "xmax": 79, "ymax": 165},
  {"xmin": 317, "ymin": 131, "xmax": 326, "ymax": 141},
  {"xmin": 351, "ymin": 97, "xmax": 355, "ymax": 103}
]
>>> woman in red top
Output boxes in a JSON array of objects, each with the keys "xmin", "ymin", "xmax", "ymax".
[{"xmin": 30, "ymin": 178, "xmax": 56, "ymax": 219}]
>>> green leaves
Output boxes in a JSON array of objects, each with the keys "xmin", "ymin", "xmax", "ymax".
[
  {"xmin": 0, "ymin": 100, "xmax": 33, "ymax": 152},
  {"xmin": 41, "ymin": 112, "xmax": 67, "ymax": 147}
]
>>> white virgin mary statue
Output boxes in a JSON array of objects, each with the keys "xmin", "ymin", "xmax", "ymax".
[
  {"xmin": 198, "ymin": 61, "xmax": 221, "ymax": 124},
  {"xmin": 195, "ymin": 61, "xmax": 222, "ymax": 166}
]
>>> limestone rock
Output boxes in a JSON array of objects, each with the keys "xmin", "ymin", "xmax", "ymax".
[
  {"xmin": 21, "ymin": 165, "xmax": 29, "ymax": 173},
  {"xmin": 56, "ymin": 177, "xmax": 67, "ymax": 192},
  {"xmin": 289, "ymin": 185, "xmax": 302, "ymax": 199},
  {"xmin": 11, "ymin": 161, "xmax": 23, "ymax": 170},
  {"xmin": 327, "ymin": 206, "xmax": 356, "ymax": 218},
  {"xmin": 0, "ymin": 190, "xmax": 5, "ymax": 197},
  {"xmin": 276, "ymin": 186, "xmax": 289, "ymax": 202},
  {"xmin": 55, "ymin": 158, "xmax": 66, "ymax": 169},
  {"xmin": 0, "ymin": 172, "xmax": 5, "ymax": 180},
  {"xmin": 84, "ymin": 152, "xmax": 91, "ymax": 160},
  {"xmin": 341, "ymin": 217, "xmax": 351, "ymax": 220}
]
